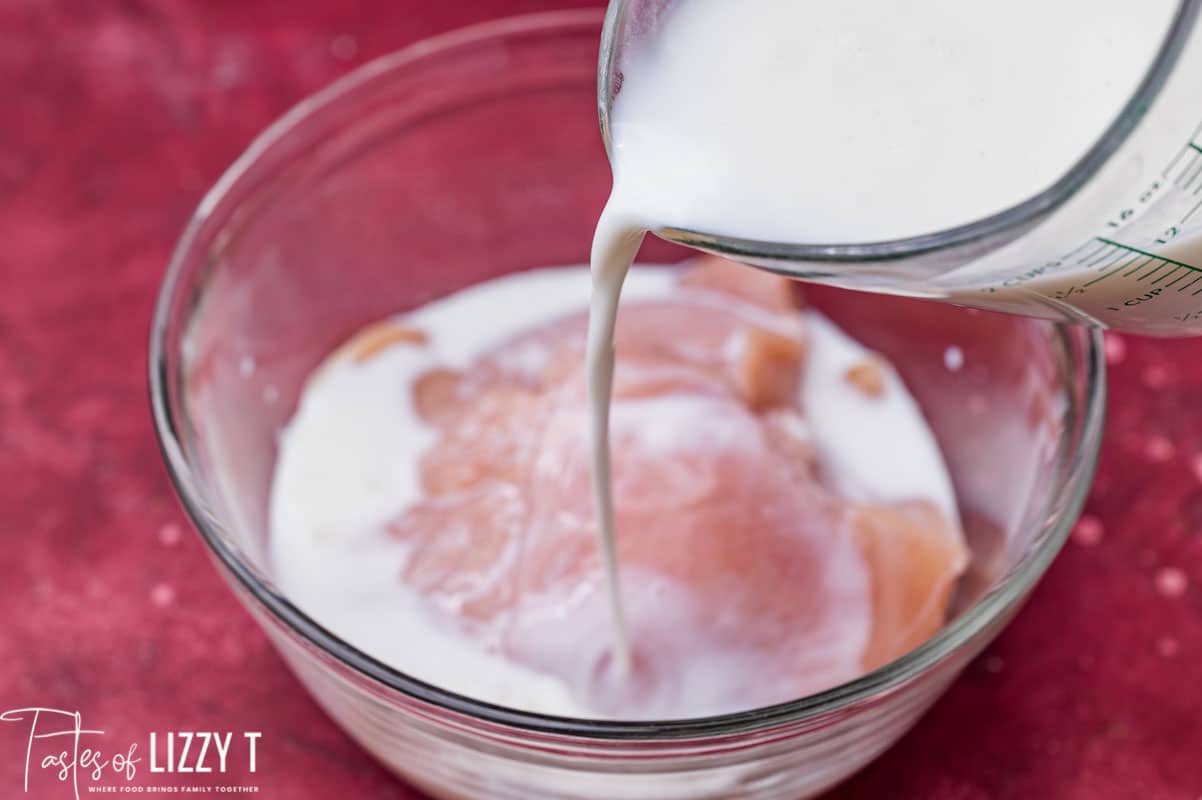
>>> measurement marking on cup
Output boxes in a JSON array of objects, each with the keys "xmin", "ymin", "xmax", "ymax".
[
  {"xmin": 1087, "ymin": 249, "xmax": 1124, "ymax": 268},
  {"xmin": 1164, "ymin": 148, "xmax": 1186, "ymax": 178},
  {"xmin": 1184, "ymin": 197, "xmax": 1202, "ymax": 224},
  {"xmin": 1065, "ymin": 240, "xmax": 1099, "ymax": 260},
  {"xmin": 1137, "ymin": 261, "xmax": 1173, "ymax": 281},
  {"xmin": 1096, "ymin": 237, "xmax": 1202, "ymax": 276},
  {"xmin": 1084, "ymin": 259, "xmax": 1136, "ymax": 287},
  {"xmin": 1162, "ymin": 125, "xmax": 1202, "ymax": 177},
  {"xmin": 1167, "ymin": 143, "xmax": 1202, "ymax": 188},
  {"xmin": 967, "ymin": 123, "xmax": 1202, "ymax": 316},
  {"xmin": 1180, "ymin": 275, "xmax": 1202, "ymax": 292},
  {"xmin": 1121, "ymin": 256, "xmax": 1154, "ymax": 277},
  {"xmin": 1183, "ymin": 159, "xmax": 1202, "ymax": 192},
  {"xmin": 1152, "ymin": 266, "xmax": 1185, "ymax": 284},
  {"xmin": 1170, "ymin": 151, "xmax": 1198, "ymax": 184},
  {"xmin": 1077, "ymin": 241, "xmax": 1109, "ymax": 264}
]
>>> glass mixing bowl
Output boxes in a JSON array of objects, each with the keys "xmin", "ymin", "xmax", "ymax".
[{"xmin": 150, "ymin": 10, "xmax": 1106, "ymax": 800}]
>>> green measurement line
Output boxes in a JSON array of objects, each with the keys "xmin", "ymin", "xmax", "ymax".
[
  {"xmin": 1153, "ymin": 266, "xmax": 1184, "ymax": 284},
  {"xmin": 1095, "ymin": 238, "xmax": 1202, "ymax": 274},
  {"xmin": 1083, "ymin": 260, "xmax": 1132, "ymax": 287},
  {"xmin": 1191, "ymin": 143, "xmax": 1202, "ymax": 154},
  {"xmin": 1138, "ymin": 261, "xmax": 1173, "ymax": 281},
  {"xmin": 1121, "ymin": 255, "xmax": 1155, "ymax": 278}
]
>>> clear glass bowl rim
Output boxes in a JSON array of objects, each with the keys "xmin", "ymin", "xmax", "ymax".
[
  {"xmin": 598, "ymin": 0, "xmax": 1200, "ymax": 262},
  {"xmin": 149, "ymin": 8, "xmax": 1107, "ymax": 740}
]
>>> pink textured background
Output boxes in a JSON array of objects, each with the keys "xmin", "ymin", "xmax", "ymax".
[{"xmin": 1, "ymin": 1, "xmax": 1201, "ymax": 797}]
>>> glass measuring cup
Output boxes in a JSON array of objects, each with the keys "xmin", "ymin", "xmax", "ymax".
[{"xmin": 600, "ymin": 0, "xmax": 1202, "ymax": 334}]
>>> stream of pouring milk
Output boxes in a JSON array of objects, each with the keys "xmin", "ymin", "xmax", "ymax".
[
  {"xmin": 586, "ymin": 210, "xmax": 645, "ymax": 673},
  {"xmin": 585, "ymin": 0, "xmax": 1177, "ymax": 665}
]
